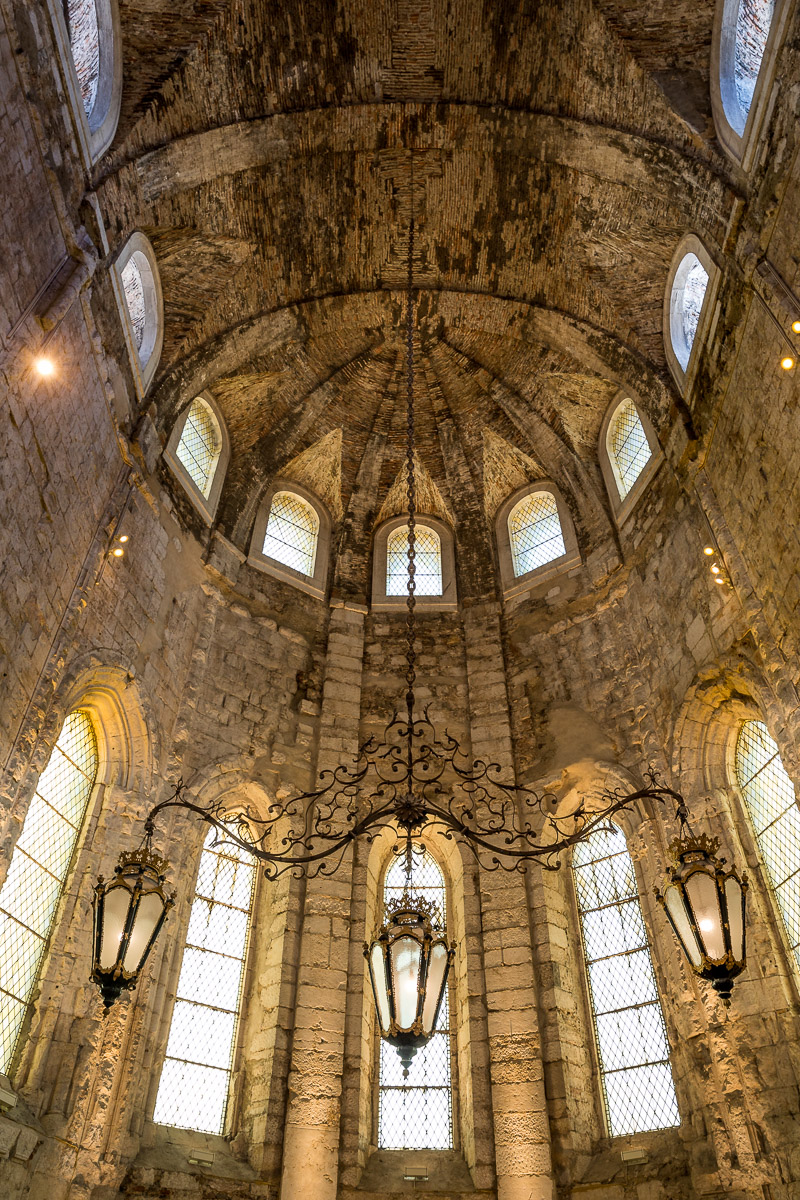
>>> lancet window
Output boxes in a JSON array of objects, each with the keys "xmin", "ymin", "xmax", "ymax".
[
  {"xmin": 508, "ymin": 490, "xmax": 566, "ymax": 578},
  {"xmin": 0, "ymin": 710, "xmax": 98, "ymax": 1073},
  {"xmin": 573, "ymin": 826, "xmax": 680, "ymax": 1136},
  {"xmin": 262, "ymin": 491, "xmax": 320, "ymax": 578},
  {"xmin": 175, "ymin": 398, "xmax": 223, "ymax": 500},
  {"xmin": 386, "ymin": 525, "xmax": 443, "ymax": 597},
  {"xmin": 153, "ymin": 827, "xmax": 256, "ymax": 1134},
  {"xmin": 734, "ymin": 720, "xmax": 800, "ymax": 974},
  {"xmin": 378, "ymin": 846, "xmax": 453, "ymax": 1150},
  {"xmin": 65, "ymin": 0, "xmax": 101, "ymax": 118},
  {"xmin": 606, "ymin": 398, "xmax": 653, "ymax": 501}
]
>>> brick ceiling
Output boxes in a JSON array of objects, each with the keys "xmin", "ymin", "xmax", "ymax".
[{"xmin": 95, "ymin": 0, "xmax": 738, "ymax": 553}]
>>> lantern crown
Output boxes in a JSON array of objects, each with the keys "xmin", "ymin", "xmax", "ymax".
[
  {"xmin": 115, "ymin": 843, "xmax": 170, "ymax": 880},
  {"xmin": 384, "ymin": 889, "xmax": 442, "ymax": 930}
]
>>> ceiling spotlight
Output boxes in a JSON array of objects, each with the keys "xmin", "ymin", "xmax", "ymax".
[
  {"xmin": 118, "ymin": 534, "xmax": 129, "ymax": 543},
  {"xmin": 711, "ymin": 565, "xmax": 720, "ymax": 574},
  {"xmin": 703, "ymin": 546, "xmax": 714, "ymax": 556},
  {"xmin": 792, "ymin": 320, "xmax": 800, "ymax": 334},
  {"xmin": 781, "ymin": 356, "xmax": 795, "ymax": 371},
  {"xmin": 111, "ymin": 547, "xmax": 124, "ymax": 558},
  {"xmin": 34, "ymin": 357, "xmax": 55, "ymax": 378},
  {"xmin": 715, "ymin": 576, "xmax": 725, "ymax": 584}
]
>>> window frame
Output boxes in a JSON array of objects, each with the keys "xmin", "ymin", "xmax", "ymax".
[
  {"xmin": 112, "ymin": 232, "xmax": 164, "ymax": 398},
  {"xmin": 371, "ymin": 515, "xmax": 457, "ymax": 613},
  {"xmin": 598, "ymin": 391, "xmax": 662, "ymax": 524},
  {"xmin": 164, "ymin": 394, "xmax": 230, "ymax": 523},
  {"xmin": 663, "ymin": 235, "xmax": 720, "ymax": 396},
  {"xmin": 46, "ymin": 0, "xmax": 123, "ymax": 166},
  {"xmin": 571, "ymin": 823, "xmax": 681, "ymax": 1139},
  {"xmin": 495, "ymin": 481, "xmax": 580, "ymax": 599},
  {"xmin": 248, "ymin": 481, "xmax": 331, "ymax": 601},
  {"xmin": 711, "ymin": 0, "xmax": 791, "ymax": 169}
]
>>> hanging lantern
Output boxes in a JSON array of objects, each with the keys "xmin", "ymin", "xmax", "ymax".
[
  {"xmin": 656, "ymin": 831, "xmax": 748, "ymax": 1005},
  {"xmin": 365, "ymin": 891, "xmax": 455, "ymax": 1074},
  {"xmin": 91, "ymin": 844, "xmax": 174, "ymax": 1008}
]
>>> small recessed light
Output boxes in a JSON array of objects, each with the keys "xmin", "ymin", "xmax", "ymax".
[
  {"xmin": 792, "ymin": 320, "xmax": 800, "ymax": 334},
  {"xmin": 703, "ymin": 546, "xmax": 714, "ymax": 556},
  {"xmin": 118, "ymin": 534, "xmax": 129, "ymax": 543},
  {"xmin": 715, "ymin": 576, "xmax": 725, "ymax": 584},
  {"xmin": 35, "ymin": 357, "xmax": 55, "ymax": 377},
  {"xmin": 112, "ymin": 547, "xmax": 124, "ymax": 558},
  {"xmin": 781, "ymin": 356, "xmax": 795, "ymax": 371},
  {"xmin": 711, "ymin": 565, "xmax": 720, "ymax": 574}
]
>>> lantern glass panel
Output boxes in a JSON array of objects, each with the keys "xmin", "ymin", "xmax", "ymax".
[
  {"xmin": 725, "ymin": 875, "xmax": 745, "ymax": 959},
  {"xmin": 421, "ymin": 941, "xmax": 449, "ymax": 1033},
  {"xmin": 122, "ymin": 887, "xmax": 165, "ymax": 972},
  {"xmin": 98, "ymin": 884, "xmax": 130, "ymax": 969},
  {"xmin": 663, "ymin": 884, "xmax": 703, "ymax": 967},
  {"xmin": 371, "ymin": 942, "xmax": 391, "ymax": 1032},
  {"xmin": 390, "ymin": 933, "xmax": 422, "ymax": 1029},
  {"xmin": 685, "ymin": 871, "xmax": 726, "ymax": 959}
]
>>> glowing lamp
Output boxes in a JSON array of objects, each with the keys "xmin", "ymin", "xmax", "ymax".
[
  {"xmin": 34, "ymin": 357, "xmax": 55, "ymax": 377},
  {"xmin": 365, "ymin": 892, "xmax": 454, "ymax": 1074},
  {"xmin": 92, "ymin": 845, "xmax": 174, "ymax": 1008},
  {"xmin": 791, "ymin": 320, "xmax": 800, "ymax": 334},
  {"xmin": 781, "ymin": 356, "xmax": 795, "ymax": 371},
  {"xmin": 656, "ymin": 831, "xmax": 747, "ymax": 1005}
]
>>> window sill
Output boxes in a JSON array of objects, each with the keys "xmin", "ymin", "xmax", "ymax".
[{"xmin": 246, "ymin": 552, "xmax": 326, "ymax": 600}]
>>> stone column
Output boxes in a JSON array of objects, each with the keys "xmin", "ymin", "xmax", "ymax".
[
  {"xmin": 279, "ymin": 599, "xmax": 366, "ymax": 1200},
  {"xmin": 462, "ymin": 601, "xmax": 555, "ymax": 1200}
]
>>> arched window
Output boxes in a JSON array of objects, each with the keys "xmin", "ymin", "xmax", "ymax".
[
  {"xmin": 153, "ymin": 827, "xmax": 256, "ymax": 1134},
  {"xmin": 114, "ymin": 233, "xmax": 163, "ymax": 395},
  {"xmin": 378, "ymin": 846, "xmax": 453, "ymax": 1149},
  {"xmin": 386, "ymin": 525, "xmax": 443, "ymax": 597},
  {"xmin": 664, "ymin": 238, "xmax": 717, "ymax": 389},
  {"xmin": 573, "ymin": 826, "xmax": 680, "ymax": 1137},
  {"xmin": 604, "ymin": 397, "xmax": 655, "ymax": 503},
  {"xmin": 0, "ymin": 710, "xmax": 98, "ymax": 1074},
  {"xmin": 176, "ymin": 398, "xmax": 223, "ymax": 499},
  {"xmin": 713, "ymin": 0, "xmax": 786, "ymax": 164},
  {"xmin": 508, "ymin": 490, "xmax": 566, "ymax": 577},
  {"xmin": 734, "ymin": 720, "xmax": 800, "ymax": 973},
  {"xmin": 53, "ymin": 0, "xmax": 122, "ymax": 162},
  {"xmin": 262, "ymin": 491, "xmax": 320, "ymax": 578},
  {"xmin": 732, "ymin": 0, "xmax": 775, "ymax": 129}
]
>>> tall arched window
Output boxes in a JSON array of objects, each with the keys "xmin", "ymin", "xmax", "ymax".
[
  {"xmin": 0, "ymin": 710, "xmax": 98, "ymax": 1073},
  {"xmin": 66, "ymin": 0, "xmax": 101, "ymax": 118},
  {"xmin": 56, "ymin": 0, "xmax": 121, "ymax": 162},
  {"xmin": 262, "ymin": 491, "xmax": 320, "ymax": 578},
  {"xmin": 670, "ymin": 254, "xmax": 710, "ymax": 373},
  {"xmin": 714, "ymin": 0, "xmax": 786, "ymax": 164},
  {"xmin": 153, "ymin": 827, "xmax": 256, "ymax": 1134},
  {"xmin": 573, "ymin": 826, "xmax": 680, "ymax": 1137},
  {"xmin": 508, "ymin": 490, "xmax": 566, "ymax": 578},
  {"xmin": 605, "ymin": 398, "xmax": 653, "ymax": 502},
  {"xmin": 386, "ymin": 525, "xmax": 443, "ymax": 597},
  {"xmin": 378, "ymin": 846, "xmax": 453, "ymax": 1149},
  {"xmin": 176, "ymin": 398, "xmax": 223, "ymax": 499},
  {"xmin": 734, "ymin": 720, "xmax": 800, "ymax": 974},
  {"xmin": 114, "ymin": 233, "xmax": 163, "ymax": 394}
]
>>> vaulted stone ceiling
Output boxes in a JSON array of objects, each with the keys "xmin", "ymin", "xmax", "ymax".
[{"xmin": 95, "ymin": 0, "xmax": 737, "ymax": 596}]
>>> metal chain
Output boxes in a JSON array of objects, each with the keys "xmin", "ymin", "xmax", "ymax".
[{"xmin": 404, "ymin": 170, "xmax": 417, "ymax": 740}]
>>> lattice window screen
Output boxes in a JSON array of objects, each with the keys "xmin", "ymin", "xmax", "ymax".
[
  {"xmin": 153, "ymin": 827, "xmax": 256, "ymax": 1134},
  {"xmin": 573, "ymin": 826, "xmax": 680, "ymax": 1137},
  {"xmin": 386, "ymin": 525, "xmax": 443, "ymax": 597},
  {"xmin": 735, "ymin": 720, "xmax": 800, "ymax": 973},
  {"xmin": 262, "ymin": 491, "xmax": 319, "ymax": 577},
  {"xmin": 121, "ymin": 256, "xmax": 146, "ymax": 351},
  {"xmin": 508, "ymin": 491, "xmax": 566, "ymax": 577},
  {"xmin": 176, "ymin": 399, "xmax": 222, "ymax": 498},
  {"xmin": 66, "ymin": 0, "xmax": 100, "ymax": 117},
  {"xmin": 378, "ymin": 845, "xmax": 453, "ymax": 1149},
  {"xmin": 0, "ymin": 710, "xmax": 98, "ymax": 1073},
  {"xmin": 608, "ymin": 399, "xmax": 652, "ymax": 500}
]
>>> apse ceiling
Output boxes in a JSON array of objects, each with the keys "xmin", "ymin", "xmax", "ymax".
[{"xmin": 96, "ymin": 0, "xmax": 737, "ymax": 567}]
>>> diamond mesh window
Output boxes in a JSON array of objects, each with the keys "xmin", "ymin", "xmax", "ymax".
[
  {"xmin": 262, "ymin": 491, "xmax": 319, "ymax": 578},
  {"xmin": 573, "ymin": 826, "xmax": 680, "ymax": 1137},
  {"xmin": 386, "ymin": 525, "xmax": 443, "ymax": 597},
  {"xmin": 607, "ymin": 398, "xmax": 652, "ymax": 501},
  {"xmin": 176, "ymin": 399, "xmax": 222, "ymax": 499},
  {"xmin": 0, "ymin": 710, "xmax": 98, "ymax": 1074},
  {"xmin": 734, "ymin": 720, "xmax": 800, "ymax": 973},
  {"xmin": 66, "ymin": 0, "xmax": 100, "ymax": 117},
  {"xmin": 378, "ymin": 845, "xmax": 453, "ymax": 1149},
  {"xmin": 121, "ymin": 255, "xmax": 146, "ymax": 352},
  {"xmin": 735, "ymin": 0, "xmax": 775, "ymax": 121},
  {"xmin": 153, "ymin": 827, "xmax": 256, "ymax": 1134},
  {"xmin": 508, "ymin": 491, "xmax": 566, "ymax": 578}
]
